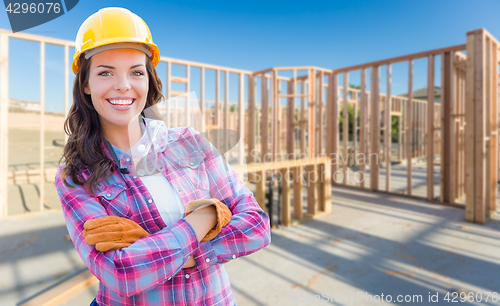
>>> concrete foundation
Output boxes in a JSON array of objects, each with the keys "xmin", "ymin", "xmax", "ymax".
[{"xmin": 1, "ymin": 185, "xmax": 499, "ymax": 306}]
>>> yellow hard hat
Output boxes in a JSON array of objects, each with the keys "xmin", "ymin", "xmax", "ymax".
[{"xmin": 72, "ymin": 7, "xmax": 160, "ymax": 74}]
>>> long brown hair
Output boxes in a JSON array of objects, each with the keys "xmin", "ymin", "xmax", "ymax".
[{"xmin": 59, "ymin": 54, "xmax": 164, "ymax": 196}]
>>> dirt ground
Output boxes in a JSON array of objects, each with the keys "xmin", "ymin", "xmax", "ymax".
[
  {"xmin": 7, "ymin": 111, "xmax": 66, "ymax": 172},
  {"xmin": 8, "ymin": 111, "xmax": 65, "ymax": 132}
]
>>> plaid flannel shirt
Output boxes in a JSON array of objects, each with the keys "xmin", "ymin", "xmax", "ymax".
[{"xmin": 55, "ymin": 126, "xmax": 271, "ymax": 306}]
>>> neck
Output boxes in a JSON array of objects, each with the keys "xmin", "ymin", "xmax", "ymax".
[{"xmin": 101, "ymin": 116, "xmax": 143, "ymax": 152}]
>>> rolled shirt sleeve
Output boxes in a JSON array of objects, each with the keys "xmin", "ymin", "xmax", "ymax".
[
  {"xmin": 190, "ymin": 128, "xmax": 271, "ymax": 270},
  {"xmin": 56, "ymin": 166, "xmax": 200, "ymax": 297}
]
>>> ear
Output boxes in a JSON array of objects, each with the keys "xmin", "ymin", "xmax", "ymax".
[{"xmin": 83, "ymin": 84, "xmax": 90, "ymax": 95}]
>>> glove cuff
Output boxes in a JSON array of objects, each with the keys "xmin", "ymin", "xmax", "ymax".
[
  {"xmin": 185, "ymin": 198, "xmax": 219, "ymax": 216},
  {"xmin": 202, "ymin": 200, "xmax": 223, "ymax": 241},
  {"xmin": 184, "ymin": 198, "xmax": 229, "ymax": 241}
]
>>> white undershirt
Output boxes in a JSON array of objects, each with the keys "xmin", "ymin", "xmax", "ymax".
[{"xmin": 139, "ymin": 172, "xmax": 185, "ymax": 226}]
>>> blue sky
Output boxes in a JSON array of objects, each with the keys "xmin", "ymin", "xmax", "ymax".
[{"xmin": 1, "ymin": 0, "xmax": 500, "ymax": 112}]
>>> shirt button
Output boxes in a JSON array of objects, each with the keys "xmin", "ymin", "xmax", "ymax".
[
  {"xmin": 185, "ymin": 274, "xmax": 190, "ymax": 279},
  {"xmin": 106, "ymin": 194, "xmax": 111, "ymax": 198},
  {"xmin": 167, "ymin": 277, "xmax": 171, "ymax": 280},
  {"xmin": 148, "ymin": 199, "xmax": 153, "ymax": 204},
  {"xmin": 189, "ymin": 162, "xmax": 194, "ymax": 166},
  {"xmin": 205, "ymin": 258, "xmax": 210, "ymax": 263},
  {"xmin": 178, "ymin": 189, "xmax": 181, "ymax": 192},
  {"xmin": 232, "ymin": 254, "xmax": 236, "ymax": 259},
  {"xmin": 133, "ymin": 176, "xmax": 137, "ymax": 179},
  {"xmin": 125, "ymin": 158, "xmax": 130, "ymax": 162}
]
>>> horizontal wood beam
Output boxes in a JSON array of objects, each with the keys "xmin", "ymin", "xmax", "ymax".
[
  {"xmin": 169, "ymin": 91, "xmax": 188, "ymax": 97},
  {"xmin": 162, "ymin": 57, "xmax": 252, "ymax": 74},
  {"xmin": 232, "ymin": 157, "xmax": 330, "ymax": 173},
  {"xmin": 170, "ymin": 77, "xmax": 188, "ymax": 83},
  {"xmin": 0, "ymin": 29, "xmax": 74, "ymax": 47},
  {"xmin": 277, "ymin": 94, "xmax": 309, "ymax": 98},
  {"xmin": 333, "ymin": 44, "xmax": 466, "ymax": 74}
]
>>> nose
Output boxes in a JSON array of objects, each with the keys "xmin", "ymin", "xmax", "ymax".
[{"xmin": 113, "ymin": 73, "xmax": 131, "ymax": 92}]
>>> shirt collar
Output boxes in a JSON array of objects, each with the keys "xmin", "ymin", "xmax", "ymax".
[
  {"xmin": 100, "ymin": 118, "xmax": 178, "ymax": 165},
  {"xmin": 109, "ymin": 142, "xmax": 125, "ymax": 159}
]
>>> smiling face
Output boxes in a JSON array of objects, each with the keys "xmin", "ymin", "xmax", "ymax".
[{"xmin": 84, "ymin": 48, "xmax": 149, "ymax": 132}]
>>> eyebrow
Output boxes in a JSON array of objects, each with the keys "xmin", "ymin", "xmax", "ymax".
[{"xmin": 96, "ymin": 64, "xmax": 145, "ymax": 69}]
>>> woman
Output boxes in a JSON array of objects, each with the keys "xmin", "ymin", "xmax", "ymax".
[{"xmin": 55, "ymin": 7, "xmax": 271, "ymax": 306}]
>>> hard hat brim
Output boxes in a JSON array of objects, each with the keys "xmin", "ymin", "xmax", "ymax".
[{"xmin": 72, "ymin": 38, "xmax": 160, "ymax": 74}]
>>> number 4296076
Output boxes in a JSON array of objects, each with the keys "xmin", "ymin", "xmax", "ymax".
[{"xmin": 5, "ymin": 3, "xmax": 61, "ymax": 14}]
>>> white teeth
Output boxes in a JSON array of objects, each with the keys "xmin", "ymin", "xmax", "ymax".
[{"xmin": 109, "ymin": 99, "xmax": 133, "ymax": 105}]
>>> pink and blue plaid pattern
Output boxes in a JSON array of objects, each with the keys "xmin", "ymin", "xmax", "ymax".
[{"xmin": 55, "ymin": 126, "xmax": 271, "ymax": 305}]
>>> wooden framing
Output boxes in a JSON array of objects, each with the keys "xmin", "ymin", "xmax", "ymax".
[
  {"xmin": 300, "ymin": 81, "xmax": 306, "ymax": 155},
  {"xmin": 231, "ymin": 157, "xmax": 330, "ymax": 221},
  {"xmin": 200, "ymin": 67, "xmax": 205, "ymax": 121},
  {"xmin": 309, "ymin": 69, "xmax": 315, "ymax": 157},
  {"xmin": 360, "ymin": 69, "xmax": 367, "ymax": 188},
  {"xmin": 287, "ymin": 78, "xmax": 295, "ymax": 158},
  {"xmin": 39, "ymin": 42, "xmax": 45, "ymax": 212},
  {"xmin": 248, "ymin": 75, "xmax": 256, "ymax": 165},
  {"xmin": 0, "ymin": 34, "xmax": 8, "ymax": 217},
  {"xmin": 326, "ymin": 74, "xmax": 333, "ymax": 163},
  {"xmin": 456, "ymin": 52, "xmax": 466, "ymax": 200},
  {"xmin": 1, "ymin": 28, "xmax": 499, "ymax": 228},
  {"xmin": 256, "ymin": 170, "xmax": 266, "ymax": 210},
  {"xmin": 316, "ymin": 71, "xmax": 323, "ymax": 156},
  {"xmin": 224, "ymin": 70, "xmax": 229, "ymax": 159},
  {"xmin": 465, "ymin": 29, "xmax": 499, "ymax": 224},
  {"xmin": 215, "ymin": 69, "xmax": 220, "ymax": 127},
  {"xmin": 398, "ymin": 103, "xmax": 402, "ymax": 161},
  {"xmin": 385, "ymin": 64, "xmax": 392, "ymax": 192},
  {"xmin": 319, "ymin": 161, "xmax": 332, "ymax": 213},
  {"xmin": 441, "ymin": 51, "xmax": 457, "ymax": 204},
  {"xmin": 489, "ymin": 39, "xmax": 498, "ymax": 212},
  {"xmin": 370, "ymin": 66, "xmax": 380, "ymax": 191},
  {"xmin": 293, "ymin": 166, "xmax": 303, "ymax": 220},
  {"xmin": 333, "ymin": 44, "xmax": 466, "ymax": 74},
  {"xmin": 485, "ymin": 39, "xmax": 492, "ymax": 215},
  {"xmin": 465, "ymin": 31, "xmax": 484, "ymax": 222},
  {"xmin": 261, "ymin": 74, "xmax": 269, "ymax": 162},
  {"xmin": 307, "ymin": 69, "xmax": 317, "ymax": 216},
  {"xmin": 353, "ymin": 100, "xmax": 357, "ymax": 167},
  {"xmin": 407, "ymin": 60, "xmax": 413, "ymax": 195},
  {"xmin": 331, "ymin": 74, "xmax": 339, "ymax": 177},
  {"xmin": 427, "ymin": 55, "xmax": 435, "ymax": 202},
  {"xmin": 342, "ymin": 73, "xmax": 349, "ymax": 184},
  {"xmin": 280, "ymin": 167, "xmax": 291, "ymax": 226},
  {"xmin": 166, "ymin": 61, "xmax": 171, "ymax": 127},
  {"xmin": 238, "ymin": 73, "xmax": 245, "ymax": 165}
]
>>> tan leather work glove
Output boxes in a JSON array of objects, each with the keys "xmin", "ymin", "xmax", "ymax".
[
  {"xmin": 83, "ymin": 216, "xmax": 150, "ymax": 252},
  {"xmin": 184, "ymin": 198, "xmax": 232, "ymax": 241}
]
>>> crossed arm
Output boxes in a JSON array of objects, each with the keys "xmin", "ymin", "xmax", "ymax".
[
  {"xmin": 56, "ymin": 128, "xmax": 270, "ymax": 297},
  {"xmin": 82, "ymin": 201, "xmax": 228, "ymax": 268}
]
